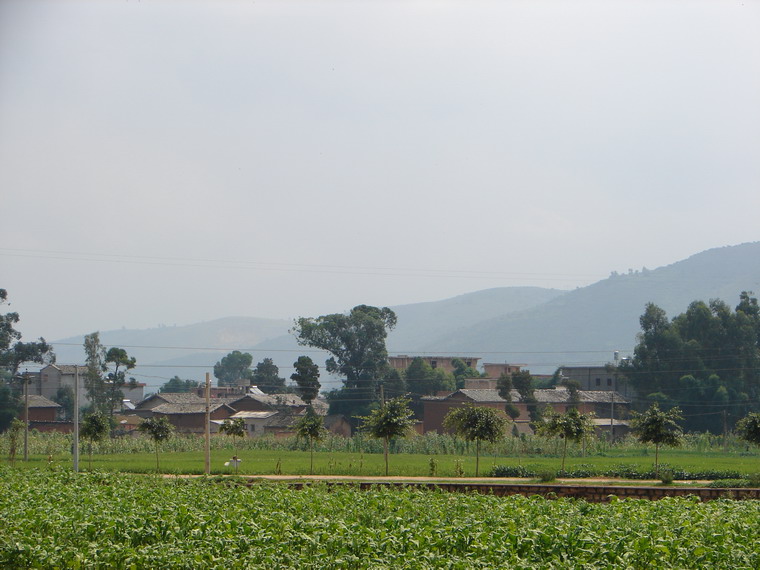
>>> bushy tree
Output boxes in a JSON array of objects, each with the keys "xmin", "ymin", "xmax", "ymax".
[
  {"xmin": 405, "ymin": 358, "xmax": 454, "ymax": 397},
  {"xmin": 138, "ymin": 416, "xmax": 173, "ymax": 473},
  {"xmin": 451, "ymin": 358, "xmax": 481, "ymax": 389},
  {"xmin": 539, "ymin": 408, "xmax": 596, "ymax": 472},
  {"xmin": 496, "ymin": 373, "xmax": 520, "ymax": 420},
  {"xmin": 293, "ymin": 408, "xmax": 326, "ymax": 475},
  {"xmin": 293, "ymin": 305, "xmax": 397, "ymax": 400},
  {"xmin": 0, "ymin": 385, "xmax": 21, "ymax": 433},
  {"xmin": 252, "ymin": 358, "xmax": 287, "ymax": 394},
  {"xmin": 291, "ymin": 356, "xmax": 321, "ymax": 405},
  {"xmin": 630, "ymin": 403, "xmax": 683, "ymax": 476},
  {"xmin": 512, "ymin": 370, "xmax": 541, "ymax": 424},
  {"xmin": 81, "ymin": 412, "xmax": 110, "ymax": 469},
  {"xmin": 219, "ymin": 417, "xmax": 246, "ymax": 473},
  {"xmin": 358, "ymin": 397, "xmax": 415, "ymax": 476},
  {"xmin": 0, "ymin": 289, "xmax": 54, "ymax": 379},
  {"xmin": 736, "ymin": 412, "xmax": 760, "ymax": 449},
  {"xmin": 159, "ymin": 376, "xmax": 200, "ymax": 394},
  {"xmin": 213, "ymin": 351, "xmax": 253, "ymax": 387},
  {"xmin": 444, "ymin": 405, "xmax": 507, "ymax": 476},
  {"xmin": 53, "ymin": 385, "xmax": 75, "ymax": 421}
]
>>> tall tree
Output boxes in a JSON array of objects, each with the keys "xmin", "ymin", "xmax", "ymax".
[
  {"xmin": 451, "ymin": 358, "xmax": 481, "ymax": 390},
  {"xmin": 104, "ymin": 347, "xmax": 137, "ymax": 418},
  {"xmin": 252, "ymin": 358, "xmax": 287, "ymax": 394},
  {"xmin": 0, "ymin": 288, "xmax": 55, "ymax": 382},
  {"xmin": 496, "ymin": 373, "xmax": 520, "ymax": 420},
  {"xmin": 213, "ymin": 351, "xmax": 253, "ymax": 387},
  {"xmin": 539, "ymin": 408, "xmax": 596, "ymax": 472},
  {"xmin": 630, "ymin": 403, "xmax": 683, "ymax": 477},
  {"xmin": 735, "ymin": 412, "xmax": 760, "ymax": 449},
  {"xmin": 358, "ymin": 396, "xmax": 415, "ymax": 476},
  {"xmin": 53, "ymin": 385, "xmax": 75, "ymax": 421},
  {"xmin": 293, "ymin": 305, "xmax": 397, "ymax": 416},
  {"xmin": 290, "ymin": 356, "xmax": 321, "ymax": 406},
  {"xmin": 512, "ymin": 370, "xmax": 541, "ymax": 424},
  {"xmin": 443, "ymin": 405, "xmax": 507, "ymax": 476},
  {"xmin": 83, "ymin": 333, "xmax": 136, "ymax": 417},
  {"xmin": 405, "ymin": 358, "xmax": 454, "ymax": 397}
]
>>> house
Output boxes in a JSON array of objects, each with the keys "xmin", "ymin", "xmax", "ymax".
[
  {"xmin": 389, "ymin": 355, "xmax": 481, "ymax": 374},
  {"xmin": 33, "ymin": 364, "xmax": 145, "ymax": 410},
  {"xmin": 482, "ymin": 363, "xmax": 524, "ymax": 378},
  {"xmin": 133, "ymin": 393, "xmax": 206, "ymax": 417},
  {"xmin": 151, "ymin": 401, "xmax": 236, "ymax": 434},
  {"xmin": 421, "ymin": 387, "xmax": 630, "ymax": 435},
  {"xmin": 19, "ymin": 394, "xmax": 60, "ymax": 422},
  {"xmin": 558, "ymin": 365, "xmax": 634, "ymax": 397}
]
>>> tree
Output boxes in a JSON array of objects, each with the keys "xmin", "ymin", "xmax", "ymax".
[
  {"xmin": 293, "ymin": 408, "xmax": 326, "ymax": 475},
  {"xmin": 512, "ymin": 370, "xmax": 541, "ymax": 424},
  {"xmin": 293, "ymin": 305, "xmax": 397, "ymax": 396},
  {"xmin": 0, "ymin": 384, "xmax": 21, "ymax": 433},
  {"xmin": 80, "ymin": 412, "xmax": 110, "ymax": 470},
  {"xmin": 630, "ymin": 403, "xmax": 683, "ymax": 477},
  {"xmin": 291, "ymin": 356, "xmax": 321, "ymax": 405},
  {"xmin": 53, "ymin": 385, "xmax": 75, "ymax": 421},
  {"xmin": 219, "ymin": 417, "xmax": 246, "ymax": 473},
  {"xmin": 103, "ymin": 347, "xmax": 137, "ymax": 418},
  {"xmin": 358, "ymin": 396, "xmax": 415, "ymax": 476},
  {"xmin": 82, "ymin": 334, "xmax": 136, "ymax": 418},
  {"xmin": 443, "ymin": 405, "xmax": 508, "ymax": 476},
  {"xmin": 7, "ymin": 418, "xmax": 24, "ymax": 466},
  {"xmin": 138, "ymin": 416, "xmax": 173, "ymax": 473},
  {"xmin": 496, "ymin": 373, "xmax": 520, "ymax": 420},
  {"xmin": 539, "ymin": 408, "xmax": 596, "ymax": 472},
  {"xmin": 736, "ymin": 412, "xmax": 760, "ymax": 449},
  {"xmin": 252, "ymin": 358, "xmax": 287, "ymax": 394},
  {"xmin": 405, "ymin": 358, "xmax": 454, "ymax": 397},
  {"xmin": 213, "ymin": 351, "xmax": 253, "ymax": 387},
  {"xmin": 451, "ymin": 358, "xmax": 481, "ymax": 390},
  {"xmin": 159, "ymin": 376, "xmax": 200, "ymax": 393}
]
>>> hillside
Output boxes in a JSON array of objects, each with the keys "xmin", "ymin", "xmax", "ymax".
[{"xmin": 422, "ymin": 242, "xmax": 760, "ymax": 372}]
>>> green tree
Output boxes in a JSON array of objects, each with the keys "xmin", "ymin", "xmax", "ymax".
[
  {"xmin": 159, "ymin": 376, "xmax": 200, "ymax": 393},
  {"xmin": 293, "ymin": 305, "xmax": 397, "ymax": 398},
  {"xmin": 83, "ymin": 332, "xmax": 108, "ymax": 415},
  {"xmin": 219, "ymin": 417, "xmax": 246, "ymax": 473},
  {"xmin": 539, "ymin": 408, "xmax": 596, "ymax": 472},
  {"xmin": 358, "ymin": 396, "xmax": 415, "ymax": 476},
  {"xmin": 0, "ymin": 385, "xmax": 21, "ymax": 433},
  {"xmin": 213, "ymin": 350, "xmax": 253, "ymax": 387},
  {"xmin": 496, "ymin": 373, "xmax": 520, "ymax": 420},
  {"xmin": 451, "ymin": 358, "xmax": 481, "ymax": 390},
  {"xmin": 512, "ymin": 370, "xmax": 541, "ymax": 424},
  {"xmin": 104, "ymin": 347, "xmax": 137, "ymax": 418},
  {"xmin": 80, "ymin": 412, "xmax": 110, "ymax": 470},
  {"xmin": 138, "ymin": 416, "xmax": 173, "ymax": 473},
  {"xmin": 252, "ymin": 358, "xmax": 287, "ymax": 394},
  {"xmin": 53, "ymin": 385, "xmax": 75, "ymax": 421},
  {"xmin": 291, "ymin": 356, "xmax": 321, "ymax": 406},
  {"xmin": 7, "ymin": 417, "xmax": 24, "ymax": 466},
  {"xmin": 443, "ymin": 405, "xmax": 507, "ymax": 476},
  {"xmin": 405, "ymin": 358, "xmax": 454, "ymax": 397},
  {"xmin": 735, "ymin": 412, "xmax": 760, "ymax": 449},
  {"xmin": 630, "ymin": 403, "xmax": 683, "ymax": 477},
  {"xmin": 293, "ymin": 408, "xmax": 326, "ymax": 475}
]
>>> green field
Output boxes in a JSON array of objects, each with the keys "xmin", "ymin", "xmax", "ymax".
[{"xmin": 1, "ymin": 468, "xmax": 759, "ymax": 568}]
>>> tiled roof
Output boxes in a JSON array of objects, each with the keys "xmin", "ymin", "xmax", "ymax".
[
  {"xmin": 428, "ymin": 388, "xmax": 630, "ymax": 405},
  {"xmin": 231, "ymin": 411, "xmax": 278, "ymax": 420},
  {"xmin": 45, "ymin": 364, "xmax": 88, "ymax": 374},
  {"xmin": 152, "ymin": 402, "xmax": 232, "ymax": 415},
  {"xmin": 24, "ymin": 395, "xmax": 60, "ymax": 408}
]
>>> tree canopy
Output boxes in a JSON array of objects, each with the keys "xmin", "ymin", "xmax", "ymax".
[
  {"xmin": 1, "ymin": 288, "xmax": 54, "ymax": 380},
  {"xmin": 404, "ymin": 358, "xmax": 454, "ymax": 397},
  {"xmin": 358, "ymin": 396, "xmax": 414, "ymax": 475},
  {"xmin": 291, "ymin": 356, "xmax": 321, "ymax": 405},
  {"xmin": 213, "ymin": 351, "xmax": 253, "ymax": 387},
  {"xmin": 252, "ymin": 358, "xmax": 287, "ymax": 394},
  {"xmin": 83, "ymin": 333, "xmax": 136, "ymax": 417},
  {"xmin": 159, "ymin": 376, "xmax": 200, "ymax": 393},
  {"xmin": 630, "ymin": 403, "xmax": 683, "ymax": 475},
  {"xmin": 735, "ymin": 412, "xmax": 760, "ymax": 448},
  {"xmin": 443, "ymin": 404, "xmax": 507, "ymax": 476},
  {"xmin": 539, "ymin": 408, "xmax": 595, "ymax": 472},
  {"xmin": 620, "ymin": 292, "xmax": 760, "ymax": 432}
]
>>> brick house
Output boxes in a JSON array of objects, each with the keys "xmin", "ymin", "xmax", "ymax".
[
  {"xmin": 388, "ymin": 355, "xmax": 481, "ymax": 374},
  {"xmin": 151, "ymin": 402, "xmax": 236, "ymax": 434}
]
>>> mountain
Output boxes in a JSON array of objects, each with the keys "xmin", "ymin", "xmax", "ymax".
[{"xmin": 421, "ymin": 242, "xmax": 760, "ymax": 372}]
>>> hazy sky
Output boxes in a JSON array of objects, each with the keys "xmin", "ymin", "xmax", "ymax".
[{"xmin": 2, "ymin": 0, "xmax": 759, "ymax": 342}]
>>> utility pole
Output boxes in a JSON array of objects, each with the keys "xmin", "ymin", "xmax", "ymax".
[
  {"xmin": 23, "ymin": 370, "xmax": 29, "ymax": 461},
  {"xmin": 73, "ymin": 366, "xmax": 80, "ymax": 472},
  {"xmin": 204, "ymin": 372, "xmax": 211, "ymax": 475}
]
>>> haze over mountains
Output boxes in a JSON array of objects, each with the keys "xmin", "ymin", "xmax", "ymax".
[{"xmin": 50, "ymin": 242, "xmax": 760, "ymax": 392}]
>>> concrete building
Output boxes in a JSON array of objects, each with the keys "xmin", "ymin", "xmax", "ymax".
[{"xmin": 389, "ymin": 355, "xmax": 481, "ymax": 374}]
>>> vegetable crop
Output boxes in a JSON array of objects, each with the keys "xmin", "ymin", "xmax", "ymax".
[{"xmin": 1, "ymin": 468, "xmax": 759, "ymax": 568}]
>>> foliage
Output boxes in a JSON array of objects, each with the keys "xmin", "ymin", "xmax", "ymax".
[
  {"xmin": 158, "ymin": 376, "xmax": 200, "ymax": 394},
  {"xmin": 496, "ymin": 372, "xmax": 520, "ymax": 419},
  {"xmin": 443, "ymin": 404, "xmax": 508, "ymax": 475},
  {"xmin": 735, "ymin": 412, "xmax": 760, "ymax": 447},
  {"xmin": 3, "ymin": 470, "xmax": 760, "ymax": 568},
  {"xmin": 252, "ymin": 358, "xmax": 287, "ymax": 394},
  {"xmin": 358, "ymin": 396, "xmax": 415, "ymax": 475},
  {"xmin": 0, "ymin": 289, "xmax": 54, "ymax": 379},
  {"xmin": 290, "ymin": 356, "xmax": 321, "ymax": 405},
  {"xmin": 630, "ymin": 403, "xmax": 684, "ymax": 476},
  {"xmin": 451, "ymin": 358, "xmax": 481, "ymax": 389},
  {"xmin": 512, "ymin": 370, "xmax": 541, "ymax": 423},
  {"xmin": 81, "ymin": 412, "xmax": 110, "ymax": 469},
  {"xmin": 404, "ymin": 357, "xmax": 454, "ymax": 397},
  {"xmin": 213, "ymin": 350, "xmax": 253, "ymax": 387},
  {"xmin": 52, "ymin": 385, "xmax": 75, "ymax": 421},
  {"xmin": 620, "ymin": 292, "xmax": 760, "ymax": 432},
  {"xmin": 6, "ymin": 418, "xmax": 24, "ymax": 466},
  {"xmin": 0, "ymin": 385, "xmax": 21, "ymax": 433},
  {"xmin": 83, "ymin": 333, "xmax": 136, "ymax": 416},
  {"xmin": 219, "ymin": 417, "xmax": 246, "ymax": 473},
  {"xmin": 138, "ymin": 416, "xmax": 173, "ymax": 472},
  {"xmin": 539, "ymin": 408, "xmax": 596, "ymax": 471},
  {"xmin": 293, "ymin": 305, "xmax": 396, "ymax": 403}
]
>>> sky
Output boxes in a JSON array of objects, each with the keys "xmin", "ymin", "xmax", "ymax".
[{"xmin": 1, "ymin": 0, "xmax": 759, "ymax": 342}]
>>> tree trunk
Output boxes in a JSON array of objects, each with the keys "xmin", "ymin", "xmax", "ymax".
[
  {"xmin": 155, "ymin": 442, "xmax": 160, "ymax": 473},
  {"xmin": 475, "ymin": 440, "xmax": 481, "ymax": 477},
  {"xmin": 655, "ymin": 443, "xmax": 659, "ymax": 477},
  {"xmin": 310, "ymin": 438, "xmax": 314, "ymax": 475},
  {"xmin": 384, "ymin": 436, "xmax": 389, "ymax": 476},
  {"xmin": 562, "ymin": 438, "xmax": 568, "ymax": 473}
]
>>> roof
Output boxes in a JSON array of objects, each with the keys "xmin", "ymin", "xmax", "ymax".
[
  {"xmin": 136, "ymin": 393, "xmax": 205, "ymax": 407},
  {"xmin": 24, "ymin": 395, "xmax": 60, "ymax": 408},
  {"xmin": 591, "ymin": 418, "xmax": 630, "ymax": 427},
  {"xmin": 43, "ymin": 364, "xmax": 88, "ymax": 374},
  {"xmin": 231, "ymin": 411, "xmax": 279, "ymax": 420},
  {"xmin": 425, "ymin": 388, "xmax": 630, "ymax": 405},
  {"xmin": 226, "ymin": 389, "xmax": 308, "ymax": 409},
  {"xmin": 152, "ymin": 402, "xmax": 234, "ymax": 415}
]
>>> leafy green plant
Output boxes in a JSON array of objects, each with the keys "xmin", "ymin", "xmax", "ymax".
[{"xmin": 138, "ymin": 416, "xmax": 173, "ymax": 473}]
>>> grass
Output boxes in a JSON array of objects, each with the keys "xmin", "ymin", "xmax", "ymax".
[{"xmin": 13, "ymin": 447, "xmax": 760, "ymax": 478}]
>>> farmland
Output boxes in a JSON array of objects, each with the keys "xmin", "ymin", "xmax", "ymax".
[{"xmin": 2, "ymin": 468, "xmax": 759, "ymax": 568}]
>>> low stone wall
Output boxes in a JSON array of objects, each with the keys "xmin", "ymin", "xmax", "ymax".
[{"xmin": 280, "ymin": 481, "xmax": 760, "ymax": 502}]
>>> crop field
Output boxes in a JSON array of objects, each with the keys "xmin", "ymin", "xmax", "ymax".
[{"xmin": 2, "ymin": 469, "xmax": 759, "ymax": 568}]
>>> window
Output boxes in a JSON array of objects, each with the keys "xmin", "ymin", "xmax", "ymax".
[
  {"xmin": 430, "ymin": 360, "xmax": 437, "ymax": 369},
  {"xmin": 465, "ymin": 360, "xmax": 472, "ymax": 367},
  {"xmin": 607, "ymin": 378, "xmax": 612, "ymax": 386},
  {"xmin": 595, "ymin": 378, "xmax": 601, "ymax": 386}
]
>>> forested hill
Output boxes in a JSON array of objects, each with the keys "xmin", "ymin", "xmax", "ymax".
[{"xmin": 421, "ymin": 242, "xmax": 760, "ymax": 372}]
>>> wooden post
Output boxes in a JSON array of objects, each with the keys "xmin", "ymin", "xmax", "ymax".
[
  {"xmin": 73, "ymin": 366, "xmax": 80, "ymax": 472},
  {"xmin": 205, "ymin": 372, "xmax": 211, "ymax": 475}
]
